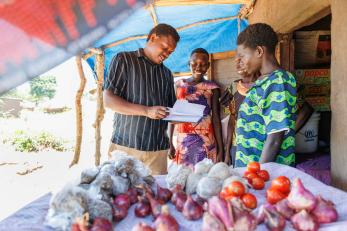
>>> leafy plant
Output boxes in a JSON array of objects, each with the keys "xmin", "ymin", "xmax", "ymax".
[
  {"xmin": 4, "ymin": 130, "xmax": 69, "ymax": 152},
  {"xmin": 30, "ymin": 76, "xmax": 57, "ymax": 102}
]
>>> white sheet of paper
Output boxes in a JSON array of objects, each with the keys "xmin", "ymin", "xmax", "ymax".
[{"xmin": 163, "ymin": 100, "xmax": 206, "ymax": 123}]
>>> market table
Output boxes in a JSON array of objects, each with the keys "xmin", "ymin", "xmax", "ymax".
[{"xmin": 1, "ymin": 163, "xmax": 347, "ymax": 231}]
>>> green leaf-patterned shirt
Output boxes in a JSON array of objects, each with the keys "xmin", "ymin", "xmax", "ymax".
[{"xmin": 235, "ymin": 69, "xmax": 297, "ymax": 167}]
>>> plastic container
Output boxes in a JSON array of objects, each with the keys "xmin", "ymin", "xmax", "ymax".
[{"xmin": 295, "ymin": 112, "xmax": 320, "ymax": 153}]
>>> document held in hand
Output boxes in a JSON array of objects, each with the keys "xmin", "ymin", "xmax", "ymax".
[{"xmin": 163, "ymin": 100, "xmax": 206, "ymax": 123}]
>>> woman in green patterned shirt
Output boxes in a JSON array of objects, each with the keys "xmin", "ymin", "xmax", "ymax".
[{"xmin": 234, "ymin": 23, "xmax": 297, "ymax": 167}]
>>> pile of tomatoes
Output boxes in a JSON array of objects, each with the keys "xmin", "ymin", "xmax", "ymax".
[
  {"xmin": 266, "ymin": 176, "xmax": 291, "ymax": 204},
  {"xmin": 243, "ymin": 162, "xmax": 270, "ymax": 190},
  {"xmin": 220, "ymin": 180, "xmax": 257, "ymax": 210}
]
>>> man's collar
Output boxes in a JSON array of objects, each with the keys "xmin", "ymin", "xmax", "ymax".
[{"xmin": 136, "ymin": 48, "xmax": 162, "ymax": 66}]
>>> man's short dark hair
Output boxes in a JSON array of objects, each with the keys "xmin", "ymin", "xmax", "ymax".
[
  {"xmin": 237, "ymin": 23, "xmax": 278, "ymax": 54},
  {"xmin": 190, "ymin": 48, "xmax": 209, "ymax": 58},
  {"xmin": 147, "ymin": 23, "xmax": 180, "ymax": 43}
]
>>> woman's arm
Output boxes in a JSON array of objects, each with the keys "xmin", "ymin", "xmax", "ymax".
[
  {"xmin": 212, "ymin": 88, "xmax": 224, "ymax": 162},
  {"xmin": 168, "ymin": 123, "xmax": 176, "ymax": 159},
  {"xmin": 259, "ymin": 131, "xmax": 285, "ymax": 163},
  {"xmin": 225, "ymin": 113, "xmax": 235, "ymax": 165}
]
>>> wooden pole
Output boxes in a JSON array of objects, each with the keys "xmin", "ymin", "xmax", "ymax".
[
  {"xmin": 70, "ymin": 55, "xmax": 87, "ymax": 168},
  {"xmin": 94, "ymin": 50, "xmax": 105, "ymax": 166}
]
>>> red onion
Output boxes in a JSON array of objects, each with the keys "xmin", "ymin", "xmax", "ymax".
[
  {"xmin": 262, "ymin": 206, "xmax": 286, "ymax": 231},
  {"xmin": 71, "ymin": 214, "xmax": 90, "ymax": 231},
  {"xmin": 90, "ymin": 217, "xmax": 113, "ymax": 231},
  {"xmin": 287, "ymin": 178, "xmax": 317, "ymax": 212},
  {"xmin": 146, "ymin": 192, "xmax": 162, "ymax": 218},
  {"xmin": 207, "ymin": 196, "xmax": 234, "ymax": 230},
  {"xmin": 126, "ymin": 188, "xmax": 139, "ymax": 205},
  {"xmin": 156, "ymin": 184, "xmax": 173, "ymax": 204},
  {"xmin": 174, "ymin": 191, "xmax": 187, "ymax": 212},
  {"xmin": 194, "ymin": 195, "xmax": 207, "ymax": 208},
  {"xmin": 113, "ymin": 193, "xmax": 131, "ymax": 209},
  {"xmin": 136, "ymin": 184, "xmax": 155, "ymax": 197},
  {"xmin": 135, "ymin": 196, "xmax": 151, "ymax": 218},
  {"xmin": 182, "ymin": 195, "xmax": 203, "ymax": 220},
  {"xmin": 291, "ymin": 210, "xmax": 319, "ymax": 231},
  {"xmin": 171, "ymin": 185, "xmax": 183, "ymax": 205},
  {"xmin": 113, "ymin": 205, "xmax": 128, "ymax": 221},
  {"xmin": 312, "ymin": 195, "xmax": 338, "ymax": 224},
  {"xmin": 202, "ymin": 212, "xmax": 226, "ymax": 231},
  {"xmin": 233, "ymin": 211, "xmax": 257, "ymax": 231},
  {"xmin": 275, "ymin": 199, "xmax": 294, "ymax": 220},
  {"xmin": 154, "ymin": 205, "xmax": 179, "ymax": 231},
  {"xmin": 131, "ymin": 222, "xmax": 155, "ymax": 231}
]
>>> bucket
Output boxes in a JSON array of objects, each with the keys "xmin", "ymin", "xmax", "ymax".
[{"xmin": 295, "ymin": 112, "xmax": 320, "ymax": 153}]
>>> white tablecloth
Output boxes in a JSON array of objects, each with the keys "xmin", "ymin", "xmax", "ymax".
[{"xmin": 1, "ymin": 163, "xmax": 347, "ymax": 231}]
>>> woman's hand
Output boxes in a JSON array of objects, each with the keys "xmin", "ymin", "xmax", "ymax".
[
  {"xmin": 224, "ymin": 149, "xmax": 232, "ymax": 165},
  {"xmin": 168, "ymin": 144, "xmax": 176, "ymax": 160}
]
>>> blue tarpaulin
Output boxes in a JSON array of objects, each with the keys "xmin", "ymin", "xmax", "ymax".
[{"xmin": 85, "ymin": 4, "xmax": 248, "ymax": 76}]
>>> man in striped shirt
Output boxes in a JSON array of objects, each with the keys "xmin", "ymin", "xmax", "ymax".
[{"xmin": 103, "ymin": 24, "xmax": 179, "ymax": 175}]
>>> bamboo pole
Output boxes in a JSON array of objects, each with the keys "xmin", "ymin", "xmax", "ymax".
[
  {"xmin": 93, "ymin": 51, "xmax": 105, "ymax": 166},
  {"xmin": 70, "ymin": 55, "xmax": 87, "ymax": 168},
  {"xmin": 148, "ymin": 3, "xmax": 159, "ymax": 26}
]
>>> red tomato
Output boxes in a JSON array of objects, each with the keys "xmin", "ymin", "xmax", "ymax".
[
  {"xmin": 241, "ymin": 193, "xmax": 257, "ymax": 209},
  {"xmin": 266, "ymin": 188, "xmax": 287, "ymax": 204},
  {"xmin": 226, "ymin": 181, "xmax": 246, "ymax": 197},
  {"xmin": 271, "ymin": 176, "xmax": 291, "ymax": 194},
  {"xmin": 251, "ymin": 177, "xmax": 265, "ymax": 190},
  {"xmin": 244, "ymin": 172, "xmax": 258, "ymax": 181},
  {"xmin": 219, "ymin": 188, "xmax": 230, "ymax": 199},
  {"xmin": 257, "ymin": 170, "xmax": 270, "ymax": 182},
  {"xmin": 247, "ymin": 161, "xmax": 260, "ymax": 173}
]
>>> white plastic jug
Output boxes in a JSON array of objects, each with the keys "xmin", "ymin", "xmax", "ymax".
[{"xmin": 295, "ymin": 112, "xmax": 320, "ymax": 153}]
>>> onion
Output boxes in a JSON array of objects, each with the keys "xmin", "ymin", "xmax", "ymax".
[
  {"xmin": 113, "ymin": 193, "xmax": 131, "ymax": 209},
  {"xmin": 182, "ymin": 195, "xmax": 203, "ymax": 220},
  {"xmin": 174, "ymin": 191, "xmax": 187, "ymax": 212},
  {"xmin": 156, "ymin": 184, "xmax": 172, "ymax": 204},
  {"xmin": 154, "ymin": 205, "xmax": 179, "ymax": 231},
  {"xmin": 291, "ymin": 210, "xmax": 319, "ymax": 231},
  {"xmin": 135, "ymin": 196, "xmax": 151, "ymax": 218},
  {"xmin": 262, "ymin": 206, "xmax": 286, "ymax": 231},
  {"xmin": 146, "ymin": 192, "xmax": 162, "ymax": 218},
  {"xmin": 90, "ymin": 217, "xmax": 113, "ymax": 231},
  {"xmin": 287, "ymin": 178, "xmax": 317, "ymax": 211},
  {"xmin": 126, "ymin": 188, "xmax": 139, "ymax": 205},
  {"xmin": 233, "ymin": 211, "xmax": 257, "ymax": 231},
  {"xmin": 207, "ymin": 196, "xmax": 234, "ymax": 229},
  {"xmin": 275, "ymin": 199, "xmax": 294, "ymax": 220},
  {"xmin": 201, "ymin": 212, "xmax": 226, "ymax": 231},
  {"xmin": 171, "ymin": 185, "xmax": 183, "ymax": 205},
  {"xmin": 113, "ymin": 205, "xmax": 128, "ymax": 221},
  {"xmin": 131, "ymin": 222, "xmax": 155, "ymax": 231},
  {"xmin": 311, "ymin": 195, "xmax": 338, "ymax": 224}
]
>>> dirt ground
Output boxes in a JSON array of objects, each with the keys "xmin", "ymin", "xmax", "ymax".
[{"xmin": 0, "ymin": 99, "xmax": 115, "ymax": 220}]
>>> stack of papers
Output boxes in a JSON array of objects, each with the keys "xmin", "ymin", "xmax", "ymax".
[{"xmin": 163, "ymin": 100, "xmax": 206, "ymax": 123}]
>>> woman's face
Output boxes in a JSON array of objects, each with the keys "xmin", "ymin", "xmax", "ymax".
[
  {"xmin": 236, "ymin": 44, "xmax": 262, "ymax": 76},
  {"xmin": 189, "ymin": 52, "xmax": 210, "ymax": 80}
]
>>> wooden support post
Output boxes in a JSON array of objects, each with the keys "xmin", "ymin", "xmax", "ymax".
[
  {"xmin": 94, "ymin": 51, "xmax": 105, "ymax": 166},
  {"xmin": 278, "ymin": 33, "xmax": 294, "ymax": 72},
  {"xmin": 70, "ymin": 55, "xmax": 87, "ymax": 168}
]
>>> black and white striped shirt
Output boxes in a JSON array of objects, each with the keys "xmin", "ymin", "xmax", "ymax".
[{"xmin": 104, "ymin": 49, "xmax": 176, "ymax": 151}]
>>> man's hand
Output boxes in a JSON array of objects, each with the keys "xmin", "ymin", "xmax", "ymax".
[
  {"xmin": 168, "ymin": 144, "xmax": 176, "ymax": 160},
  {"xmin": 145, "ymin": 106, "xmax": 168, "ymax": 119}
]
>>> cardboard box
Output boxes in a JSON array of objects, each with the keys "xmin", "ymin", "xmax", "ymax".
[
  {"xmin": 305, "ymin": 96, "xmax": 331, "ymax": 112},
  {"xmin": 298, "ymin": 84, "xmax": 330, "ymax": 97},
  {"xmin": 295, "ymin": 31, "xmax": 331, "ymax": 68},
  {"xmin": 295, "ymin": 69, "xmax": 330, "ymax": 85}
]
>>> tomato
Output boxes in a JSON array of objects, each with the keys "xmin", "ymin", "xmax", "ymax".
[
  {"xmin": 266, "ymin": 188, "xmax": 287, "ymax": 204},
  {"xmin": 226, "ymin": 181, "xmax": 246, "ymax": 197},
  {"xmin": 271, "ymin": 176, "xmax": 291, "ymax": 194},
  {"xmin": 244, "ymin": 171, "xmax": 258, "ymax": 181},
  {"xmin": 251, "ymin": 177, "xmax": 265, "ymax": 190},
  {"xmin": 247, "ymin": 161, "xmax": 260, "ymax": 173},
  {"xmin": 257, "ymin": 170, "xmax": 270, "ymax": 182},
  {"xmin": 241, "ymin": 193, "xmax": 257, "ymax": 209},
  {"xmin": 219, "ymin": 188, "xmax": 229, "ymax": 199}
]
